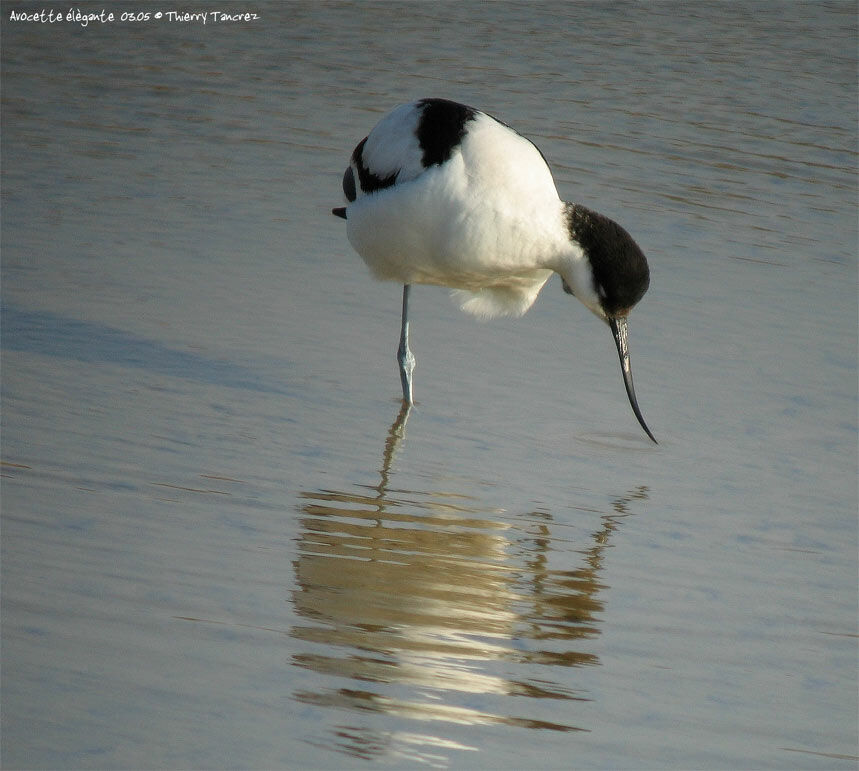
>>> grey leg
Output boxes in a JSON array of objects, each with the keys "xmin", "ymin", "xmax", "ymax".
[{"xmin": 397, "ymin": 284, "xmax": 416, "ymax": 404}]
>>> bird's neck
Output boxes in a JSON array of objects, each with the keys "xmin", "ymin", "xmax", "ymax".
[{"xmin": 547, "ymin": 202, "xmax": 604, "ymax": 318}]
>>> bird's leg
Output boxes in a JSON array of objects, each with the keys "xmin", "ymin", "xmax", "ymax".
[{"xmin": 397, "ymin": 284, "xmax": 416, "ymax": 404}]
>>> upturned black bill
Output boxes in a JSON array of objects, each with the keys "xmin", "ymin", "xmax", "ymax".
[{"xmin": 609, "ymin": 316, "xmax": 657, "ymax": 444}]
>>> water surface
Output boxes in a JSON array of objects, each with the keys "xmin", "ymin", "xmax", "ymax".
[{"xmin": 2, "ymin": 2, "xmax": 857, "ymax": 768}]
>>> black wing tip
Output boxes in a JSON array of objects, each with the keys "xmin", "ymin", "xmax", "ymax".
[{"xmin": 332, "ymin": 207, "xmax": 347, "ymax": 219}]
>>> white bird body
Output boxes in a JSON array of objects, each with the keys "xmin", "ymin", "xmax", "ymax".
[
  {"xmin": 344, "ymin": 104, "xmax": 595, "ymax": 318},
  {"xmin": 333, "ymin": 98, "xmax": 657, "ymax": 442}
]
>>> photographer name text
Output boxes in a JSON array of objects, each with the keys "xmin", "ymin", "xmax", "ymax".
[{"xmin": 9, "ymin": 8, "xmax": 260, "ymax": 27}]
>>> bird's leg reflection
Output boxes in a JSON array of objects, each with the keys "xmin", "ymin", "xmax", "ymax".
[{"xmin": 376, "ymin": 400, "xmax": 412, "ymax": 500}]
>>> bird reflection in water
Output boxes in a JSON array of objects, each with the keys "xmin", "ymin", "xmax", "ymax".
[{"xmin": 292, "ymin": 403, "xmax": 648, "ymax": 762}]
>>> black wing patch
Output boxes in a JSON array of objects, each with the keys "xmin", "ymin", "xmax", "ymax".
[
  {"xmin": 342, "ymin": 166, "xmax": 356, "ymax": 202},
  {"xmin": 333, "ymin": 167, "xmax": 352, "ymax": 218},
  {"xmin": 351, "ymin": 136, "xmax": 398, "ymax": 196},
  {"xmin": 335, "ymin": 98, "xmax": 479, "ymax": 220},
  {"xmin": 415, "ymin": 98, "xmax": 477, "ymax": 167}
]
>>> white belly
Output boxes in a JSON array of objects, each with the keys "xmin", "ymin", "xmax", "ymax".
[{"xmin": 346, "ymin": 142, "xmax": 566, "ymax": 318}]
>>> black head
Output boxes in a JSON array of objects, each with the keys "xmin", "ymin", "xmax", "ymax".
[
  {"xmin": 566, "ymin": 204, "xmax": 650, "ymax": 318},
  {"xmin": 563, "ymin": 204, "xmax": 656, "ymax": 443}
]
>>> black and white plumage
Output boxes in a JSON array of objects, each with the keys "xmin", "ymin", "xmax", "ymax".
[{"xmin": 333, "ymin": 98, "xmax": 656, "ymax": 443}]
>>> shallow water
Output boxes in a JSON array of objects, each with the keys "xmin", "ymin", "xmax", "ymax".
[{"xmin": 2, "ymin": 2, "xmax": 857, "ymax": 768}]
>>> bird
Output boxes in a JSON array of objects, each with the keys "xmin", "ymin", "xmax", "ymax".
[{"xmin": 332, "ymin": 98, "xmax": 657, "ymax": 444}]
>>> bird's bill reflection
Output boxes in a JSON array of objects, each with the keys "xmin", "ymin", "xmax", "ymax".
[{"xmin": 609, "ymin": 316, "xmax": 657, "ymax": 444}]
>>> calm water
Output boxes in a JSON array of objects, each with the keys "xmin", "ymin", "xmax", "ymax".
[{"xmin": 2, "ymin": 2, "xmax": 857, "ymax": 768}]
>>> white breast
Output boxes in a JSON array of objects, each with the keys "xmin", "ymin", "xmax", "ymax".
[{"xmin": 346, "ymin": 111, "xmax": 574, "ymax": 318}]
